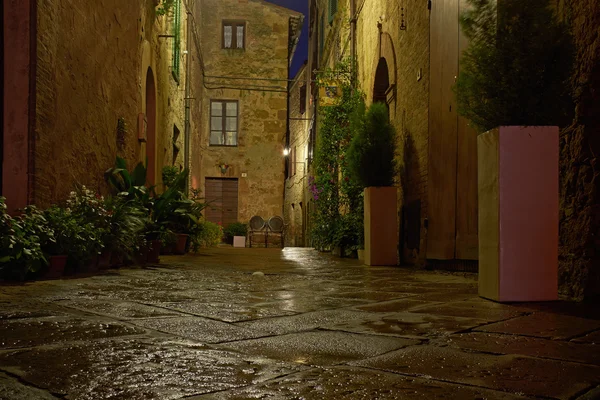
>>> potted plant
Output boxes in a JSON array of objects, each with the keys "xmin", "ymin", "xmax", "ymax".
[
  {"xmin": 454, "ymin": 0, "xmax": 574, "ymax": 301},
  {"xmin": 0, "ymin": 199, "xmax": 48, "ymax": 281},
  {"xmin": 224, "ymin": 222, "xmax": 248, "ymax": 247},
  {"xmin": 347, "ymin": 102, "xmax": 398, "ymax": 266},
  {"xmin": 103, "ymin": 195, "xmax": 147, "ymax": 268}
]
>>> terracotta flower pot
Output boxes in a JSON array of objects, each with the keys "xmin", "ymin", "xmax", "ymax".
[
  {"xmin": 98, "ymin": 250, "xmax": 113, "ymax": 270},
  {"xmin": 147, "ymin": 240, "xmax": 162, "ymax": 264},
  {"xmin": 46, "ymin": 255, "xmax": 67, "ymax": 279},
  {"xmin": 174, "ymin": 234, "xmax": 189, "ymax": 255},
  {"xmin": 110, "ymin": 252, "xmax": 124, "ymax": 268}
]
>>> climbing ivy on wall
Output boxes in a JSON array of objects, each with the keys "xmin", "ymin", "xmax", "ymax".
[{"xmin": 310, "ymin": 59, "xmax": 365, "ymax": 253}]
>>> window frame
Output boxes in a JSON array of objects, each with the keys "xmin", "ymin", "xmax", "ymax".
[
  {"xmin": 222, "ymin": 20, "xmax": 246, "ymax": 50},
  {"xmin": 172, "ymin": 0, "xmax": 182, "ymax": 83},
  {"xmin": 210, "ymin": 100, "xmax": 239, "ymax": 147}
]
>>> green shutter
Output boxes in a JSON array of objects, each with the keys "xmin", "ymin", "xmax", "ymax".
[
  {"xmin": 328, "ymin": 0, "xmax": 337, "ymax": 23},
  {"xmin": 172, "ymin": 0, "xmax": 181, "ymax": 83},
  {"xmin": 319, "ymin": 14, "xmax": 324, "ymax": 61}
]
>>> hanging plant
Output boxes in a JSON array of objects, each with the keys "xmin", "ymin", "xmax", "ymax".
[{"xmin": 156, "ymin": 0, "xmax": 176, "ymax": 16}]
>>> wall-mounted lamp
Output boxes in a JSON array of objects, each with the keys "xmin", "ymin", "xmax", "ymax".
[{"xmin": 283, "ymin": 147, "xmax": 290, "ymax": 156}]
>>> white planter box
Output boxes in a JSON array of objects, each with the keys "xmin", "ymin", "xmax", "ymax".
[
  {"xmin": 233, "ymin": 236, "xmax": 246, "ymax": 248},
  {"xmin": 364, "ymin": 186, "xmax": 398, "ymax": 266},
  {"xmin": 478, "ymin": 126, "xmax": 558, "ymax": 302}
]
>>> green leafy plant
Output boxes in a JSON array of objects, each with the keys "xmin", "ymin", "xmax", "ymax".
[
  {"xmin": 223, "ymin": 222, "xmax": 248, "ymax": 244},
  {"xmin": 310, "ymin": 58, "xmax": 365, "ymax": 253},
  {"xmin": 156, "ymin": 0, "xmax": 176, "ymax": 16},
  {"xmin": 105, "ymin": 156, "xmax": 150, "ymax": 199},
  {"xmin": 162, "ymin": 166, "xmax": 179, "ymax": 189},
  {"xmin": 0, "ymin": 199, "xmax": 48, "ymax": 280},
  {"xmin": 189, "ymin": 220, "xmax": 223, "ymax": 251},
  {"xmin": 454, "ymin": 0, "xmax": 574, "ymax": 133},
  {"xmin": 103, "ymin": 195, "xmax": 148, "ymax": 258},
  {"xmin": 347, "ymin": 102, "xmax": 397, "ymax": 188}
]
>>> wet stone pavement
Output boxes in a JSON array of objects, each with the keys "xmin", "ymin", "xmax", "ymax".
[{"xmin": 0, "ymin": 248, "xmax": 599, "ymax": 400}]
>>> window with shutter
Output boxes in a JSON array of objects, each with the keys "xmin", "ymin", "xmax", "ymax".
[
  {"xmin": 328, "ymin": 0, "xmax": 337, "ymax": 23},
  {"xmin": 172, "ymin": 0, "xmax": 181, "ymax": 82}
]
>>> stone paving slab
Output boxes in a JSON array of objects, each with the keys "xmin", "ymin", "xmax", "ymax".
[
  {"xmin": 409, "ymin": 302, "xmax": 526, "ymax": 321},
  {"xmin": 441, "ymin": 332, "xmax": 600, "ymax": 366},
  {"xmin": 221, "ymin": 331, "xmax": 419, "ymax": 366},
  {"xmin": 0, "ymin": 372, "xmax": 59, "ymax": 400},
  {"xmin": 234, "ymin": 309, "xmax": 376, "ymax": 336},
  {"xmin": 354, "ymin": 298, "xmax": 439, "ymax": 313},
  {"xmin": 56, "ymin": 299, "xmax": 184, "ymax": 319},
  {"xmin": 156, "ymin": 301, "xmax": 298, "ymax": 322},
  {"xmin": 475, "ymin": 312, "xmax": 600, "ymax": 339},
  {"xmin": 573, "ymin": 329, "xmax": 600, "ymax": 344},
  {"xmin": 0, "ymin": 338, "xmax": 304, "ymax": 400},
  {"xmin": 129, "ymin": 316, "xmax": 266, "ymax": 343},
  {"xmin": 328, "ymin": 312, "xmax": 487, "ymax": 339},
  {"xmin": 192, "ymin": 366, "xmax": 529, "ymax": 400},
  {"xmin": 0, "ymin": 316, "xmax": 145, "ymax": 349},
  {"xmin": 353, "ymin": 345, "xmax": 600, "ymax": 399}
]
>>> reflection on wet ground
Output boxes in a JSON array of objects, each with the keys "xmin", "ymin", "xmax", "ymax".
[{"xmin": 0, "ymin": 247, "xmax": 598, "ymax": 399}]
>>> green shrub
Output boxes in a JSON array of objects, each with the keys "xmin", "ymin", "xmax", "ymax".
[
  {"xmin": 347, "ymin": 102, "xmax": 397, "ymax": 188},
  {"xmin": 223, "ymin": 222, "xmax": 248, "ymax": 244},
  {"xmin": 189, "ymin": 220, "xmax": 222, "ymax": 251},
  {"xmin": 162, "ymin": 166, "xmax": 179, "ymax": 189},
  {"xmin": 0, "ymin": 199, "xmax": 48, "ymax": 280},
  {"xmin": 454, "ymin": 0, "xmax": 574, "ymax": 133}
]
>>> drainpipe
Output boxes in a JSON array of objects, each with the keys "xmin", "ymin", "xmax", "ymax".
[
  {"xmin": 184, "ymin": 0, "xmax": 192, "ymax": 194},
  {"xmin": 350, "ymin": 0, "xmax": 356, "ymax": 88}
]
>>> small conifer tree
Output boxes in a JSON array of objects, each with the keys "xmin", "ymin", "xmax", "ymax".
[
  {"xmin": 454, "ymin": 0, "xmax": 574, "ymax": 133},
  {"xmin": 347, "ymin": 103, "xmax": 397, "ymax": 188}
]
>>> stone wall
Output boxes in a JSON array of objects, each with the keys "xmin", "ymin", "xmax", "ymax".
[
  {"xmin": 33, "ymin": 0, "xmax": 191, "ymax": 206},
  {"xmin": 309, "ymin": 0, "xmax": 430, "ymax": 264},
  {"xmin": 198, "ymin": 0, "xmax": 300, "ymax": 225},
  {"xmin": 284, "ymin": 64, "xmax": 309, "ymax": 246},
  {"xmin": 558, "ymin": 0, "xmax": 600, "ymax": 300}
]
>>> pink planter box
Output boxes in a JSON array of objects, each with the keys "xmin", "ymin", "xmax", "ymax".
[
  {"xmin": 478, "ymin": 126, "xmax": 558, "ymax": 302},
  {"xmin": 364, "ymin": 186, "xmax": 398, "ymax": 266}
]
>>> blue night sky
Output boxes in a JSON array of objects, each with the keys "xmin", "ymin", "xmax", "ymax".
[{"xmin": 264, "ymin": 0, "xmax": 309, "ymax": 78}]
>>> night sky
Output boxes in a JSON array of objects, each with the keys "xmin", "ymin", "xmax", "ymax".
[{"xmin": 264, "ymin": 0, "xmax": 309, "ymax": 78}]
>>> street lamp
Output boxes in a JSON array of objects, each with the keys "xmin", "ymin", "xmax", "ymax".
[{"xmin": 283, "ymin": 147, "xmax": 290, "ymax": 156}]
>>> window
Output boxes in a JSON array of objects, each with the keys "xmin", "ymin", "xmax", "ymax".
[
  {"xmin": 299, "ymin": 85, "xmax": 307, "ymax": 115},
  {"xmin": 210, "ymin": 100, "xmax": 238, "ymax": 146},
  {"xmin": 328, "ymin": 0, "xmax": 337, "ymax": 23},
  {"xmin": 172, "ymin": 0, "xmax": 181, "ymax": 82},
  {"xmin": 223, "ymin": 21, "xmax": 245, "ymax": 49}
]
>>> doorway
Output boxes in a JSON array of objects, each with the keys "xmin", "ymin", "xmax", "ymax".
[{"xmin": 205, "ymin": 178, "xmax": 239, "ymax": 227}]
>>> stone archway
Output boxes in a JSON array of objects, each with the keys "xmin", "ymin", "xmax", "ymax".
[
  {"xmin": 145, "ymin": 67, "xmax": 157, "ymax": 186},
  {"xmin": 373, "ymin": 57, "xmax": 390, "ymax": 107},
  {"xmin": 370, "ymin": 31, "xmax": 397, "ymax": 116}
]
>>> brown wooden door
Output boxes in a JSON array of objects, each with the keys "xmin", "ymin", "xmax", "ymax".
[
  {"xmin": 205, "ymin": 178, "xmax": 239, "ymax": 226},
  {"xmin": 427, "ymin": 0, "xmax": 478, "ymax": 260}
]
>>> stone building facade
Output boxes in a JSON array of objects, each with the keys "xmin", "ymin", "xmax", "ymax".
[
  {"xmin": 196, "ymin": 0, "xmax": 302, "ymax": 227},
  {"xmin": 307, "ymin": 0, "xmax": 600, "ymax": 299},
  {"xmin": 2, "ymin": 0, "xmax": 201, "ymax": 212},
  {"xmin": 307, "ymin": 0, "xmax": 478, "ymax": 266},
  {"xmin": 283, "ymin": 63, "xmax": 310, "ymax": 247}
]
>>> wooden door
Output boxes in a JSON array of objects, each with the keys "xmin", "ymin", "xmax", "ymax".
[
  {"xmin": 428, "ymin": 0, "xmax": 459, "ymax": 259},
  {"xmin": 205, "ymin": 178, "xmax": 239, "ymax": 226},
  {"xmin": 427, "ymin": 0, "xmax": 478, "ymax": 260}
]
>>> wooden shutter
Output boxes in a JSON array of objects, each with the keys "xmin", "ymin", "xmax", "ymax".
[{"xmin": 205, "ymin": 178, "xmax": 238, "ymax": 226}]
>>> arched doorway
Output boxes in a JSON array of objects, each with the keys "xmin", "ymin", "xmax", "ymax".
[
  {"xmin": 373, "ymin": 57, "xmax": 390, "ymax": 106},
  {"xmin": 145, "ymin": 67, "xmax": 156, "ymax": 186}
]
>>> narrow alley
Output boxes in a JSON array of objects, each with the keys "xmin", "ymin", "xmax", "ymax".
[{"xmin": 0, "ymin": 248, "xmax": 598, "ymax": 399}]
